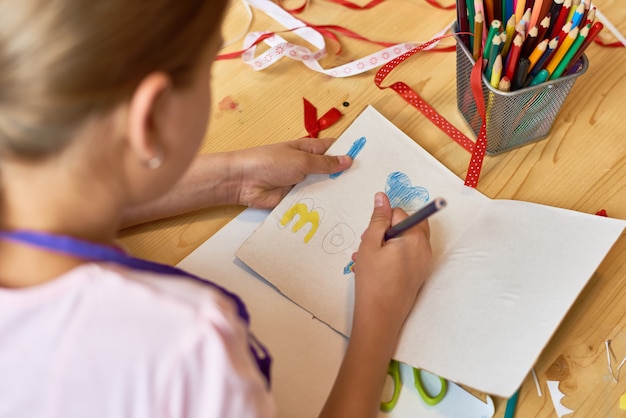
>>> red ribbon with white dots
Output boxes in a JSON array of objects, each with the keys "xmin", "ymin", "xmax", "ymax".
[
  {"xmin": 374, "ymin": 34, "xmax": 487, "ymax": 188},
  {"xmin": 234, "ymin": 0, "xmax": 489, "ymax": 187}
]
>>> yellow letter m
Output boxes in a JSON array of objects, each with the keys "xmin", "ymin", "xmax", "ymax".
[{"xmin": 280, "ymin": 202, "xmax": 321, "ymax": 243}]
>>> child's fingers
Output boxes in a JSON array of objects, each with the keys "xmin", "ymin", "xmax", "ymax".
[
  {"xmin": 361, "ymin": 193, "xmax": 393, "ymax": 244},
  {"xmin": 390, "ymin": 207, "xmax": 430, "ymax": 240},
  {"xmin": 293, "ymin": 137, "xmax": 353, "ymax": 175}
]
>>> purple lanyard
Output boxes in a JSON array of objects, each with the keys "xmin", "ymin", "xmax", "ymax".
[{"xmin": 0, "ymin": 229, "xmax": 271, "ymax": 385}]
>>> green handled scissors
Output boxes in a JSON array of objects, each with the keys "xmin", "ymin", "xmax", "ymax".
[{"xmin": 380, "ymin": 359, "xmax": 448, "ymax": 412}]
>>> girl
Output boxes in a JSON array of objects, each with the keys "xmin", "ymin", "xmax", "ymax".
[{"xmin": 0, "ymin": 0, "xmax": 433, "ymax": 417}]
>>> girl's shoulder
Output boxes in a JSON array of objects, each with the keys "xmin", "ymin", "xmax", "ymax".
[{"xmin": 0, "ymin": 262, "xmax": 275, "ymax": 418}]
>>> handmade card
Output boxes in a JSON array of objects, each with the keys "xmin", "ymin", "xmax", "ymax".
[{"xmin": 236, "ymin": 105, "xmax": 625, "ymax": 397}]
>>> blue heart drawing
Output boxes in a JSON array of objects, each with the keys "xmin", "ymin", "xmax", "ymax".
[{"xmin": 384, "ymin": 172, "xmax": 429, "ymax": 212}]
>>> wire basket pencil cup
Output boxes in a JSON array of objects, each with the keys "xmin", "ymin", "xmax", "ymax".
[{"xmin": 453, "ymin": 25, "xmax": 588, "ymax": 155}]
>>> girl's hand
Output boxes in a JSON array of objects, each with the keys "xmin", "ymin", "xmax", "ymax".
[
  {"xmin": 352, "ymin": 192, "xmax": 432, "ymax": 338},
  {"xmin": 319, "ymin": 192, "xmax": 432, "ymax": 418},
  {"xmin": 233, "ymin": 137, "xmax": 352, "ymax": 208}
]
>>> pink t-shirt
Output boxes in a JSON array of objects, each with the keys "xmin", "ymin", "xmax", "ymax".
[{"xmin": 0, "ymin": 262, "xmax": 275, "ymax": 418}]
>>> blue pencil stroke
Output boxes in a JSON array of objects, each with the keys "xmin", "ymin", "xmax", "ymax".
[
  {"xmin": 330, "ymin": 136, "xmax": 367, "ymax": 179},
  {"xmin": 385, "ymin": 171, "xmax": 429, "ymax": 212}
]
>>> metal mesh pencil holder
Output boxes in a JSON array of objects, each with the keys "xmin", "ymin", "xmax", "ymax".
[{"xmin": 453, "ymin": 25, "xmax": 588, "ymax": 155}]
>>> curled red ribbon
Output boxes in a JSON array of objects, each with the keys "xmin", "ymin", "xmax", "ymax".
[
  {"xmin": 303, "ymin": 98, "xmax": 343, "ymax": 137},
  {"xmin": 593, "ymin": 38, "xmax": 624, "ymax": 47},
  {"xmin": 374, "ymin": 32, "xmax": 488, "ymax": 188}
]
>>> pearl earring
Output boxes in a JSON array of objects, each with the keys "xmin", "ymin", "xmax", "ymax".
[
  {"xmin": 147, "ymin": 155, "xmax": 162, "ymax": 170},
  {"xmin": 145, "ymin": 148, "xmax": 164, "ymax": 170}
]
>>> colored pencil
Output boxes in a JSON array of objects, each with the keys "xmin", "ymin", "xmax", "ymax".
[
  {"xmin": 584, "ymin": 7, "xmax": 596, "ymax": 26},
  {"xmin": 566, "ymin": 58, "xmax": 584, "ymax": 74},
  {"xmin": 384, "ymin": 198, "xmax": 446, "ymax": 241},
  {"xmin": 550, "ymin": 23, "xmax": 588, "ymax": 78},
  {"xmin": 547, "ymin": 0, "xmax": 564, "ymax": 35},
  {"xmin": 546, "ymin": 25, "xmax": 579, "ymax": 75},
  {"xmin": 565, "ymin": 0, "xmax": 579, "ymax": 25},
  {"xmin": 556, "ymin": 22, "xmax": 572, "ymax": 48},
  {"xmin": 535, "ymin": 15, "xmax": 551, "ymax": 45},
  {"xmin": 515, "ymin": 0, "xmax": 527, "ymax": 24},
  {"xmin": 529, "ymin": 36, "xmax": 559, "ymax": 77},
  {"xmin": 521, "ymin": 25, "xmax": 540, "ymax": 58},
  {"xmin": 570, "ymin": 1, "xmax": 585, "ymax": 28},
  {"xmin": 498, "ymin": 75, "xmax": 512, "ymax": 91},
  {"xmin": 486, "ymin": 35, "xmax": 503, "ymax": 79},
  {"xmin": 520, "ymin": 8, "xmax": 532, "ymax": 33},
  {"xmin": 564, "ymin": 21, "xmax": 603, "ymax": 72},
  {"xmin": 484, "ymin": 20, "xmax": 503, "ymax": 59},
  {"xmin": 579, "ymin": 0, "xmax": 590, "ymax": 29},
  {"xmin": 504, "ymin": 390, "xmax": 520, "ymax": 418},
  {"xmin": 473, "ymin": 10, "xmax": 485, "ymax": 60},
  {"xmin": 528, "ymin": 38, "xmax": 549, "ymax": 72},
  {"xmin": 504, "ymin": 0, "xmax": 514, "ymax": 22},
  {"xmin": 501, "ymin": 14, "xmax": 517, "ymax": 56},
  {"xmin": 550, "ymin": 0, "xmax": 571, "ymax": 38},
  {"xmin": 514, "ymin": 21, "xmax": 527, "ymax": 43},
  {"xmin": 504, "ymin": 33, "xmax": 524, "ymax": 79},
  {"xmin": 528, "ymin": 0, "xmax": 545, "ymax": 30},
  {"xmin": 485, "ymin": 0, "xmax": 495, "ymax": 24},
  {"xmin": 491, "ymin": 54, "xmax": 503, "ymax": 87},
  {"xmin": 474, "ymin": 0, "xmax": 488, "ymax": 44},
  {"xmin": 539, "ymin": 0, "xmax": 554, "ymax": 19},
  {"xmin": 467, "ymin": 0, "xmax": 476, "ymax": 45},
  {"xmin": 494, "ymin": 0, "xmax": 503, "ymax": 26},
  {"xmin": 457, "ymin": 0, "xmax": 470, "ymax": 47},
  {"xmin": 529, "ymin": 68, "xmax": 550, "ymax": 85}
]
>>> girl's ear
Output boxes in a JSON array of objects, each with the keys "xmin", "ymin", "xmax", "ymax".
[{"xmin": 126, "ymin": 72, "xmax": 172, "ymax": 169}]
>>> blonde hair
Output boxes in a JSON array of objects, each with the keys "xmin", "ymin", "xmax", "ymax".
[{"xmin": 0, "ymin": 0, "xmax": 228, "ymax": 157}]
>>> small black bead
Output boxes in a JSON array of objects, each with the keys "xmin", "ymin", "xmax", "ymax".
[{"xmin": 342, "ymin": 101, "xmax": 350, "ymax": 107}]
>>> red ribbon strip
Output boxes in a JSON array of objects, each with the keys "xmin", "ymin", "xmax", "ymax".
[
  {"xmin": 593, "ymin": 38, "xmax": 623, "ymax": 48},
  {"xmin": 324, "ymin": 0, "xmax": 386, "ymax": 9},
  {"xmin": 424, "ymin": 0, "xmax": 456, "ymax": 10},
  {"xmin": 303, "ymin": 98, "xmax": 343, "ymax": 137},
  {"xmin": 276, "ymin": 0, "xmax": 309, "ymax": 13},
  {"xmin": 374, "ymin": 33, "xmax": 488, "ymax": 187},
  {"xmin": 217, "ymin": 32, "xmax": 278, "ymax": 60},
  {"xmin": 465, "ymin": 57, "xmax": 488, "ymax": 187},
  {"xmin": 278, "ymin": 0, "xmax": 455, "ymax": 11},
  {"xmin": 217, "ymin": 21, "xmax": 453, "ymax": 62}
]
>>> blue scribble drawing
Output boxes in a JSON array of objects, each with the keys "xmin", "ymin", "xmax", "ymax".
[
  {"xmin": 385, "ymin": 172, "xmax": 429, "ymax": 212},
  {"xmin": 330, "ymin": 136, "xmax": 367, "ymax": 179}
]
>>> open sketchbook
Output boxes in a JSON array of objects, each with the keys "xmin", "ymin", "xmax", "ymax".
[{"xmin": 236, "ymin": 105, "xmax": 625, "ymax": 397}]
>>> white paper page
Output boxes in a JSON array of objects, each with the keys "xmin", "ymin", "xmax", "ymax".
[
  {"xmin": 235, "ymin": 105, "xmax": 626, "ymax": 397},
  {"xmin": 177, "ymin": 208, "xmax": 496, "ymax": 418},
  {"xmin": 237, "ymin": 105, "xmax": 490, "ymax": 337},
  {"xmin": 396, "ymin": 199, "xmax": 626, "ymax": 395}
]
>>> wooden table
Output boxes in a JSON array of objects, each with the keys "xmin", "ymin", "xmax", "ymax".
[{"xmin": 119, "ymin": 1, "xmax": 626, "ymax": 416}]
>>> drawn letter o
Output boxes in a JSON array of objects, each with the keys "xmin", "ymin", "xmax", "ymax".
[{"xmin": 322, "ymin": 223, "xmax": 356, "ymax": 254}]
